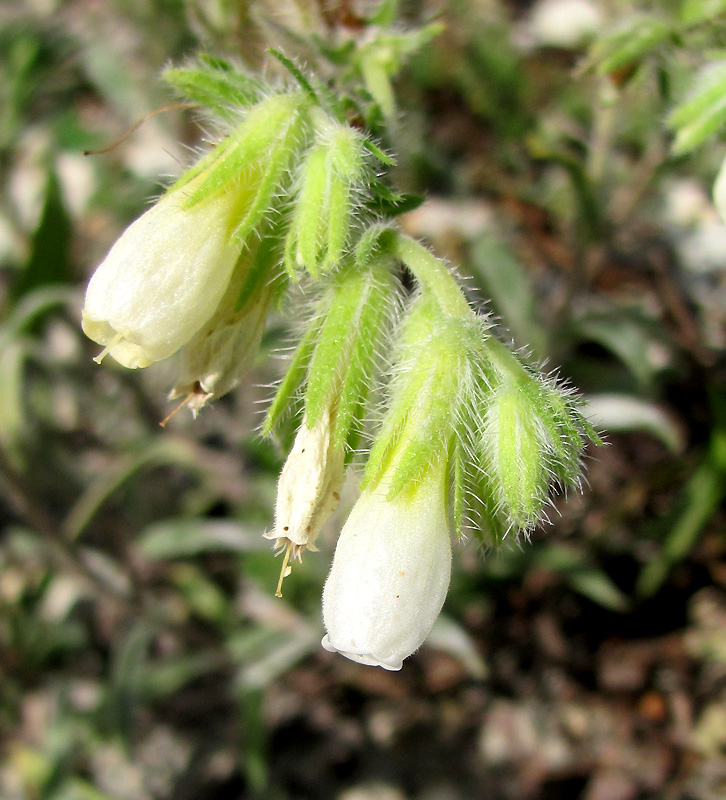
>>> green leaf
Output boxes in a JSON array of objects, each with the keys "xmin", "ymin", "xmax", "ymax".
[
  {"xmin": 0, "ymin": 340, "xmax": 26, "ymax": 447},
  {"xmin": 535, "ymin": 545, "xmax": 629, "ymax": 611},
  {"xmin": 0, "ymin": 286, "xmax": 72, "ymax": 352},
  {"xmin": 668, "ymin": 61, "xmax": 726, "ymax": 155},
  {"xmin": 369, "ymin": 0, "xmax": 400, "ymax": 26},
  {"xmin": 108, "ymin": 623, "xmax": 153, "ymax": 748},
  {"xmin": 267, "ymin": 49, "xmax": 319, "ymax": 103},
  {"xmin": 427, "ymin": 614, "xmax": 488, "ymax": 678},
  {"xmin": 169, "ymin": 562, "xmax": 229, "ymax": 624},
  {"xmin": 62, "ymin": 439, "xmax": 202, "ymax": 542},
  {"xmin": 680, "ymin": 0, "xmax": 726, "ymax": 25},
  {"xmin": 584, "ymin": 393, "xmax": 683, "ymax": 453},
  {"xmin": 362, "ymin": 136, "xmax": 396, "ymax": 165},
  {"xmin": 637, "ymin": 454, "xmax": 725, "ymax": 596},
  {"xmin": 573, "ymin": 307, "xmax": 670, "ymax": 389},
  {"xmin": 139, "ymin": 519, "xmax": 269, "ymax": 560},
  {"xmin": 468, "ymin": 234, "xmax": 548, "ymax": 358},
  {"xmin": 140, "ymin": 651, "xmax": 227, "ymax": 698},
  {"xmin": 592, "ymin": 15, "xmax": 673, "ymax": 77},
  {"xmin": 12, "ymin": 170, "xmax": 71, "ymax": 303}
]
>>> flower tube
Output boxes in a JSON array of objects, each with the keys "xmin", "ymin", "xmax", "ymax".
[
  {"xmin": 82, "ymin": 174, "xmax": 248, "ymax": 369},
  {"xmin": 266, "ymin": 408, "xmax": 345, "ymax": 561},
  {"xmin": 82, "ymin": 91, "xmax": 308, "ymax": 370},
  {"xmin": 321, "ymin": 460, "xmax": 452, "ymax": 670}
]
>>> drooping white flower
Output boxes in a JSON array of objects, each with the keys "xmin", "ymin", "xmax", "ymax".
[
  {"xmin": 266, "ymin": 408, "xmax": 345, "ymax": 560},
  {"xmin": 81, "ymin": 176, "xmax": 246, "ymax": 369},
  {"xmin": 321, "ymin": 461, "xmax": 452, "ymax": 670}
]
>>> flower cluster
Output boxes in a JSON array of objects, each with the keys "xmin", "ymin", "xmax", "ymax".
[{"xmin": 82, "ymin": 56, "xmax": 600, "ymax": 670}]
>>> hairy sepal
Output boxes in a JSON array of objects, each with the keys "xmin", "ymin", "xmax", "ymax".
[
  {"xmin": 364, "ymin": 298, "xmax": 487, "ymax": 498},
  {"xmin": 305, "ymin": 261, "xmax": 398, "ymax": 447},
  {"xmin": 162, "ymin": 57, "xmax": 264, "ymax": 118},
  {"xmin": 169, "ymin": 93, "xmax": 309, "ymax": 214}
]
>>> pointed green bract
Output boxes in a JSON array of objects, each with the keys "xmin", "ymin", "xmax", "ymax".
[
  {"xmin": 163, "ymin": 59, "xmax": 264, "ymax": 117},
  {"xmin": 263, "ymin": 322, "xmax": 320, "ymax": 437}
]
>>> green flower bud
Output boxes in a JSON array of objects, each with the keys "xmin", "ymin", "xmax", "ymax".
[
  {"xmin": 481, "ymin": 380, "xmax": 548, "ymax": 531},
  {"xmin": 284, "ymin": 118, "xmax": 367, "ymax": 278}
]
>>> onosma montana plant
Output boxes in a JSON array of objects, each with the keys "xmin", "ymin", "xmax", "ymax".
[{"xmin": 82, "ymin": 45, "xmax": 601, "ymax": 671}]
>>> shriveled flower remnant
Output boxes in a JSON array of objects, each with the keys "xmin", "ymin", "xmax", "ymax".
[{"xmin": 82, "ymin": 52, "xmax": 601, "ymax": 670}]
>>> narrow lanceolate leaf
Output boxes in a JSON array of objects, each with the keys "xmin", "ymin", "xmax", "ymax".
[
  {"xmin": 593, "ymin": 15, "xmax": 673, "ymax": 76},
  {"xmin": 668, "ymin": 61, "xmax": 726, "ymax": 155},
  {"xmin": 362, "ymin": 137, "xmax": 395, "ymax": 166}
]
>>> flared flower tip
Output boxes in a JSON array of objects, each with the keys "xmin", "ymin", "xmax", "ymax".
[{"xmin": 321, "ymin": 467, "xmax": 452, "ymax": 671}]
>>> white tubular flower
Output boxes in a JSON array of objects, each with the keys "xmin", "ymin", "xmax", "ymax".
[
  {"xmin": 266, "ymin": 408, "xmax": 345, "ymax": 592},
  {"xmin": 82, "ymin": 176, "xmax": 243, "ymax": 369},
  {"xmin": 321, "ymin": 461, "xmax": 452, "ymax": 671},
  {"xmin": 170, "ymin": 242, "xmax": 276, "ymax": 413}
]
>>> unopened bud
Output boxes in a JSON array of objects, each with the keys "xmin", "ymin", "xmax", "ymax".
[
  {"xmin": 482, "ymin": 381, "xmax": 547, "ymax": 530},
  {"xmin": 285, "ymin": 119, "xmax": 367, "ymax": 277}
]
